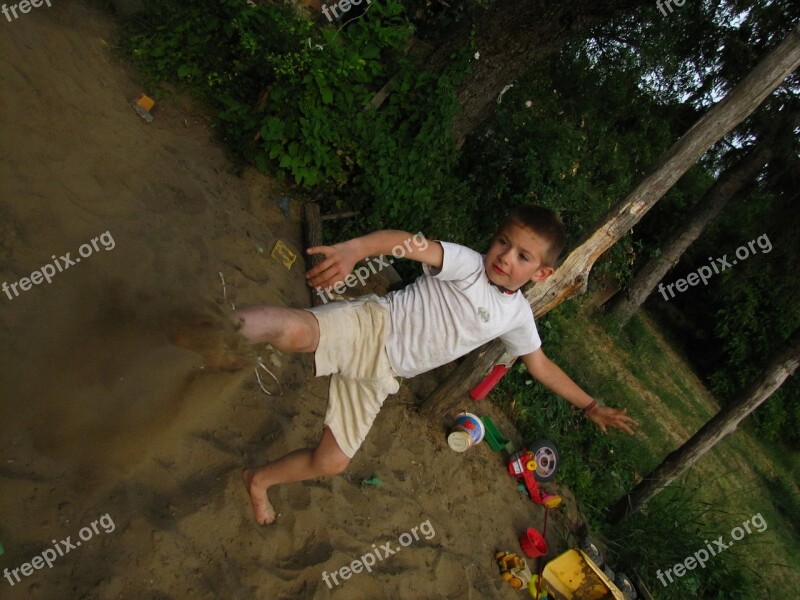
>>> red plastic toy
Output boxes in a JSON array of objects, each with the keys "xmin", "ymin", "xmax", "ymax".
[
  {"xmin": 470, "ymin": 360, "xmax": 515, "ymax": 400},
  {"xmin": 508, "ymin": 445, "xmax": 562, "ymax": 508}
]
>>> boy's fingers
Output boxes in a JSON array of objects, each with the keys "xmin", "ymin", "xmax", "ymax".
[
  {"xmin": 313, "ymin": 266, "xmax": 350, "ymax": 289},
  {"xmin": 306, "ymin": 260, "xmax": 332, "ymax": 278},
  {"xmin": 306, "ymin": 256, "xmax": 339, "ymax": 280},
  {"xmin": 615, "ymin": 415, "xmax": 637, "ymax": 435},
  {"xmin": 307, "ymin": 265, "xmax": 341, "ymax": 287}
]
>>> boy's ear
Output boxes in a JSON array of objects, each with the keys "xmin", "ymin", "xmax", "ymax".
[{"xmin": 530, "ymin": 266, "xmax": 554, "ymax": 282}]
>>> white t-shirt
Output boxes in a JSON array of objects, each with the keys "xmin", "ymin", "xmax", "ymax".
[{"xmin": 376, "ymin": 241, "xmax": 542, "ymax": 378}]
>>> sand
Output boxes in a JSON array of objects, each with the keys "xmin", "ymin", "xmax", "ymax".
[{"xmin": 0, "ymin": 3, "xmax": 581, "ymax": 598}]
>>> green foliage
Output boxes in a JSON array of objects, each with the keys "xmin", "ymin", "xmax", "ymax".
[
  {"xmin": 121, "ymin": 0, "xmax": 473, "ymax": 238},
  {"xmin": 398, "ymin": 0, "xmax": 494, "ymax": 39},
  {"xmin": 457, "ymin": 50, "xmax": 676, "ymax": 281}
]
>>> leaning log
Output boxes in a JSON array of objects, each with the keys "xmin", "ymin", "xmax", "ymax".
[{"xmin": 607, "ymin": 328, "xmax": 800, "ymax": 522}]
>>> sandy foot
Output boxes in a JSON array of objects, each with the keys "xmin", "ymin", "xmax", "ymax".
[{"xmin": 242, "ymin": 469, "xmax": 276, "ymax": 525}]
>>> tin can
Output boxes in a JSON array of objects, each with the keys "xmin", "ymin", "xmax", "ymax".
[{"xmin": 447, "ymin": 411, "xmax": 486, "ymax": 452}]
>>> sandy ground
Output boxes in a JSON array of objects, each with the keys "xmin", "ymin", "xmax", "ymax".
[{"xmin": 0, "ymin": 3, "xmax": 582, "ymax": 599}]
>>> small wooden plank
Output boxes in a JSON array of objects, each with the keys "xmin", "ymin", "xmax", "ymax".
[{"xmin": 303, "ymin": 202, "xmax": 325, "ymax": 306}]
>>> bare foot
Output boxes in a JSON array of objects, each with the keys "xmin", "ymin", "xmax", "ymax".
[{"xmin": 242, "ymin": 469, "xmax": 277, "ymax": 525}]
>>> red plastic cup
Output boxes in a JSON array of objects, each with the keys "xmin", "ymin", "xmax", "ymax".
[{"xmin": 520, "ymin": 528, "xmax": 548, "ymax": 558}]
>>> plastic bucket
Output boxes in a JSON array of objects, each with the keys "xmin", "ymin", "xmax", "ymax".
[
  {"xmin": 520, "ymin": 528, "xmax": 548, "ymax": 558},
  {"xmin": 447, "ymin": 411, "xmax": 485, "ymax": 452}
]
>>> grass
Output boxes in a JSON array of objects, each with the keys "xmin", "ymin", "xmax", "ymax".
[{"xmin": 492, "ymin": 300, "xmax": 800, "ymax": 599}]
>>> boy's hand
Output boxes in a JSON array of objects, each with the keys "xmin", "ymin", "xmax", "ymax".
[
  {"xmin": 587, "ymin": 405, "xmax": 639, "ymax": 435},
  {"xmin": 305, "ymin": 241, "xmax": 360, "ymax": 290}
]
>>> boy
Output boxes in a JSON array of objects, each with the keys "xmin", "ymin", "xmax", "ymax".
[{"xmin": 235, "ymin": 205, "xmax": 638, "ymax": 525}]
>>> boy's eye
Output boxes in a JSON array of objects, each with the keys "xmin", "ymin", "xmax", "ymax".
[{"xmin": 520, "ymin": 254, "xmax": 529, "ymax": 261}]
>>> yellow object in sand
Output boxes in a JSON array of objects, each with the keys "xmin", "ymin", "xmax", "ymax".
[
  {"xmin": 271, "ymin": 240, "xmax": 297, "ymax": 270},
  {"xmin": 132, "ymin": 94, "xmax": 156, "ymax": 123},
  {"xmin": 542, "ymin": 549, "xmax": 627, "ymax": 600},
  {"xmin": 496, "ymin": 551, "xmax": 532, "ymax": 589}
]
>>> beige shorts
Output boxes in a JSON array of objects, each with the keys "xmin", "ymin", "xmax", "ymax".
[{"xmin": 305, "ymin": 295, "xmax": 400, "ymax": 458}]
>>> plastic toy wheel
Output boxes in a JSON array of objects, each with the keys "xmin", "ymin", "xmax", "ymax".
[
  {"xmin": 614, "ymin": 572, "xmax": 638, "ymax": 600},
  {"xmin": 526, "ymin": 460, "xmax": 538, "ymax": 472},
  {"xmin": 580, "ymin": 537, "xmax": 604, "ymax": 568},
  {"xmin": 530, "ymin": 440, "xmax": 559, "ymax": 482}
]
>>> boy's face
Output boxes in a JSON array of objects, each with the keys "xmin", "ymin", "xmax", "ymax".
[{"xmin": 484, "ymin": 223, "xmax": 555, "ymax": 291}]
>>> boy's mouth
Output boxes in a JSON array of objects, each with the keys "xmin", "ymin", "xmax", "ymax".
[{"xmin": 492, "ymin": 264, "xmax": 507, "ymax": 276}]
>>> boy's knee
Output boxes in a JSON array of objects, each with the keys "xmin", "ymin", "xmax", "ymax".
[{"xmin": 313, "ymin": 449, "xmax": 350, "ymax": 476}]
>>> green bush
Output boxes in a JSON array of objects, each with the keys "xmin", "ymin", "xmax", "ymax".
[{"xmin": 121, "ymin": 0, "xmax": 475, "ymax": 239}]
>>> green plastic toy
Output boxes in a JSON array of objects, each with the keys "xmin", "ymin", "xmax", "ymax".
[{"xmin": 481, "ymin": 416, "xmax": 512, "ymax": 452}]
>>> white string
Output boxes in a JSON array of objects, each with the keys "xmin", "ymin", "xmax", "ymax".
[
  {"xmin": 254, "ymin": 357, "xmax": 282, "ymax": 396},
  {"xmin": 219, "ymin": 272, "xmax": 280, "ymax": 395},
  {"xmin": 219, "ymin": 271, "xmax": 235, "ymax": 311},
  {"xmin": 497, "ymin": 83, "xmax": 515, "ymax": 104}
]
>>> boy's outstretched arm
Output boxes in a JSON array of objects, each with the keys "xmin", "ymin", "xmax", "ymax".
[
  {"xmin": 521, "ymin": 349, "xmax": 639, "ymax": 435},
  {"xmin": 306, "ymin": 230, "xmax": 443, "ymax": 290}
]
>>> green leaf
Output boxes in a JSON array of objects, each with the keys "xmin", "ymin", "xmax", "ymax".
[
  {"xmin": 320, "ymin": 86, "xmax": 333, "ymax": 104},
  {"xmin": 362, "ymin": 44, "xmax": 380, "ymax": 59},
  {"xmin": 260, "ymin": 117, "xmax": 285, "ymax": 141}
]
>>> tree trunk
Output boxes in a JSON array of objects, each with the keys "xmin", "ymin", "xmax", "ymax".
[
  {"xmin": 419, "ymin": 24, "xmax": 800, "ymax": 418},
  {"xmin": 607, "ymin": 328, "xmax": 800, "ymax": 523},
  {"xmin": 608, "ymin": 105, "xmax": 800, "ymax": 325},
  {"xmin": 422, "ymin": 0, "xmax": 645, "ymax": 147},
  {"xmin": 607, "ymin": 137, "xmax": 775, "ymax": 324}
]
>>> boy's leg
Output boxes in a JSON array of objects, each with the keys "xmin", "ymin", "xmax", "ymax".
[
  {"xmin": 168, "ymin": 304, "xmax": 320, "ymax": 368},
  {"xmin": 233, "ymin": 305, "xmax": 320, "ymax": 352},
  {"xmin": 243, "ymin": 425, "xmax": 349, "ymax": 525}
]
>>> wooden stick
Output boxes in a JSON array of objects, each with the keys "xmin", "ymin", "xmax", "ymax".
[
  {"xmin": 321, "ymin": 211, "xmax": 358, "ymax": 221},
  {"xmin": 303, "ymin": 202, "xmax": 325, "ymax": 306}
]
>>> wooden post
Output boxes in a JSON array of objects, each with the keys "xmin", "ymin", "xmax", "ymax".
[{"xmin": 303, "ymin": 202, "xmax": 325, "ymax": 306}]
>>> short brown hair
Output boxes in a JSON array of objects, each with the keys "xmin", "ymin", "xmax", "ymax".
[{"xmin": 498, "ymin": 205, "xmax": 566, "ymax": 267}]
